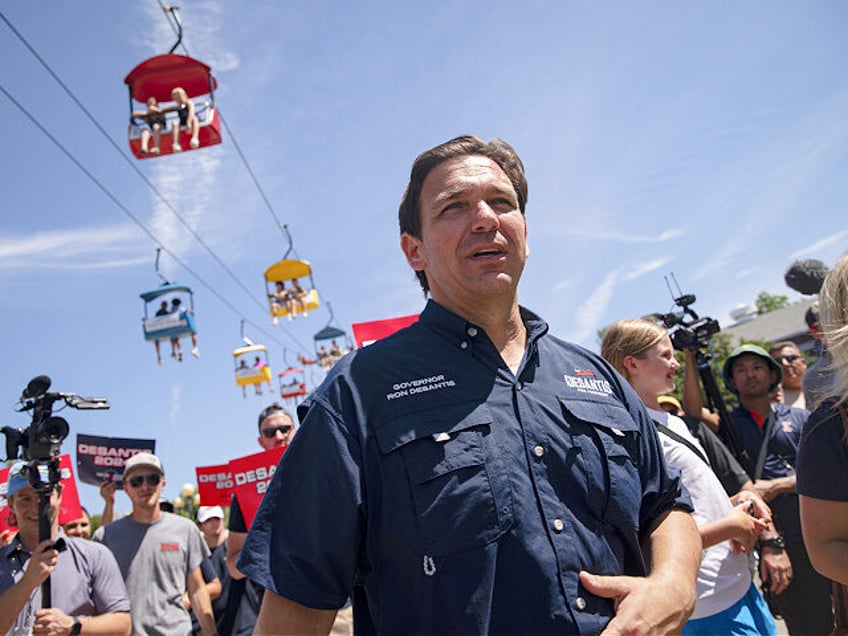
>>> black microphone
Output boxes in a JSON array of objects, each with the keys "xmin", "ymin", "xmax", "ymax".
[{"xmin": 784, "ymin": 259, "xmax": 830, "ymax": 295}]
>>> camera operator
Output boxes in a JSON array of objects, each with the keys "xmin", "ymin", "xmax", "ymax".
[
  {"xmin": 0, "ymin": 462, "xmax": 131, "ymax": 635},
  {"xmin": 722, "ymin": 344, "xmax": 833, "ymax": 635}
]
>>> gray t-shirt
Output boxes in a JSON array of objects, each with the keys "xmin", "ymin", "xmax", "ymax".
[{"xmin": 94, "ymin": 512, "xmax": 210, "ymax": 636}]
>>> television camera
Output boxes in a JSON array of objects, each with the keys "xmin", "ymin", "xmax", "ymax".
[
  {"xmin": 650, "ymin": 277, "xmax": 753, "ymax": 478},
  {"xmin": 3, "ymin": 375, "xmax": 108, "ymax": 462},
  {"xmin": 1, "ymin": 375, "xmax": 108, "ymax": 609}
]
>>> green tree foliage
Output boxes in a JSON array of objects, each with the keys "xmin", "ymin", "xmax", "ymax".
[{"xmin": 755, "ymin": 291, "xmax": 790, "ymax": 315}]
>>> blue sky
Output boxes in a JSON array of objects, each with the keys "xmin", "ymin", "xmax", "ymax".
[{"xmin": 2, "ymin": 2, "xmax": 846, "ymax": 515}]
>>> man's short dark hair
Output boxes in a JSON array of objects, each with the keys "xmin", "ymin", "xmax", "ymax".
[
  {"xmin": 768, "ymin": 340, "xmax": 801, "ymax": 357},
  {"xmin": 257, "ymin": 403, "xmax": 294, "ymax": 432},
  {"xmin": 398, "ymin": 135, "xmax": 528, "ymax": 295},
  {"xmin": 805, "ymin": 301, "xmax": 820, "ymax": 329}
]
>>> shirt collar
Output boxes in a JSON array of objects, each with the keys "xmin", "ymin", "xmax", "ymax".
[{"xmin": 418, "ymin": 299, "xmax": 549, "ymax": 346}]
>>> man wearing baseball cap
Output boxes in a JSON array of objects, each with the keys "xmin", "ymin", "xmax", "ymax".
[
  {"xmin": 93, "ymin": 452, "xmax": 217, "ymax": 636},
  {"xmin": 1, "ymin": 462, "xmax": 131, "ymax": 635},
  {"xmin": 723, "ymin": 344, "xmax": 832, "ymax": 634}
]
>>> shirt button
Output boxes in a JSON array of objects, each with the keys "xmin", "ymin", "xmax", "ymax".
[
  {"xmin": 552, "ymin": 518, "xmax": 564, "ymax": 532},
  {"xmin": 516, "ymin": 382, "xmax": 523, "ymax": 390},
  {"xmin": 467, "ymin": 327, "xmax": 478, "ymax": 337},
  {"xmin": 460, "ymin": 341, "xmax": 468, "ymax": 350},
  {"xmin": 575, "ymin": 596, "xmax": 587, "ymax": 611},
  {"xmin": 533, "ymin": 445, "xmax": 545, "ymax": 458}
]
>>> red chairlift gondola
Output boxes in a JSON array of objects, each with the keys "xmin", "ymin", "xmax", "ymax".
[{"xmin": 124, "ymin": 7, "xmax": 222, "ymax": 159}]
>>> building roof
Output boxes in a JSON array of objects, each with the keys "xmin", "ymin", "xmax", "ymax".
[{"xmin": 722, "ymin": 298, "xmax": 816, "ymax": 351}]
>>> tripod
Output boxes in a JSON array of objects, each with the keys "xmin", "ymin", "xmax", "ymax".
[{"xmin": 692, "ymin": 347, "xmax": 753, "ymax": 479}]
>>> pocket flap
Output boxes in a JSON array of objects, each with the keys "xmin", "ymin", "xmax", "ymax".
[
  {"xmin": 374, "ymin": 403, "xmax": 493, "ymax": 454},
  {"xmin": 559, "ymin": 396, "xmax": 641, "ymax": 437}
]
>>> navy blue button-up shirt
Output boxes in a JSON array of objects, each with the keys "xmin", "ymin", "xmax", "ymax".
[
  {"xmin": 728, "ymin": 404, "xmax": 809, "ymax": 481},
  {"xmin": 239, "ymin": 301, "xmax": 691, "ymax": 635}
]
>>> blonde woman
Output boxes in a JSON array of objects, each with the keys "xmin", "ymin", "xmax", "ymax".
[
  {"xmin": 170, "ymin": 86, "xmax": 200, "ymax": 151},
  {"xmin": 798, "ymin": 254, "xmax": 848, "ymax": 586},
  {"xmin": 602, "ymin": 320, "xmax": 777, "ymax": 635}
]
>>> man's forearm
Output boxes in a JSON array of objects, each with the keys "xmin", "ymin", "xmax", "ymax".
[
  {"xmin": 72, "ymin": 612, "xmax": 132, "ymax": 636},
  {"xmin": 188, "ymin": 568, "xmax": 218, "ymax": 636},
  {"xmin": 255, "ymin": 590, "xmax": 337, "ymax": 636},
  {"xmin": 644, "ymin": 509, "xmax": 701, "ymax": 608}
]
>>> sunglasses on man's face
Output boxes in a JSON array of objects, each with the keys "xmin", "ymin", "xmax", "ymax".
[
  {"xmin": 776, "ymin": 355, "xmax": 801, "ymax": 364},
  {"xmin": 261, "ymin": 424, "xmax": 293, "ymax": 439},
  {"xmin": 127, "ymin": 473, "xmax": 162, "ymax": 489}
]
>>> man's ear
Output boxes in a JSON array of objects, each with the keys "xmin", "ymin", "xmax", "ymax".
[{"xmin": 401, "ymin": 233, "xmax": 426, "ymax": 272}]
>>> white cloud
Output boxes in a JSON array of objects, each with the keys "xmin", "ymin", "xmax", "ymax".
[
  {"xmin": 148, "ymin": 149, "xmax": 223, "ymax": 267},
  {"xmin": 624, "ymin": 257, "xmax": 670, "ymax": 280},
  {"xmin": 169, "ymin": 383, "xmax": 182, "ymax": 427},
  {"xmin": 0, "ymin": 225, "xmax": 146, "ymax": 270},
  {"xmin": 563, "ymin": 227, "xmax": 685, "ymax": 244},
  {"xmin": 570, "ymin": 269, "xmax": 620, "ymax": 344},
  {"xmin": 552, "ymin": 279, "xmax": 571, "ymax": 293},
  {"xmin": 790, "ymin": 230, "xmax": 848, "ymax": 259}
]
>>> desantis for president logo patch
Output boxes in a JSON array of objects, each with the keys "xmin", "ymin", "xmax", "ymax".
[{"xmin": 563, "ymin": 370, "xmax": 613, "ymax": 397}]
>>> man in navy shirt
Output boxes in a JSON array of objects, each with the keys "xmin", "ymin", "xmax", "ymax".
[
  {"xmin": 722, "ymin": 343, "xmax": 833, "ymax": 635},
  {"xmin": 239, "ymin": 135, "xmax": 700, "ymax": 634}
]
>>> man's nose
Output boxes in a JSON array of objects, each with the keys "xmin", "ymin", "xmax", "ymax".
[{"xmin": 471, "ymin": 201, "xmax": 499, "ymax": 232}]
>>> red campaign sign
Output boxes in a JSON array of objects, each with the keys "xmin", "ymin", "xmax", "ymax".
[
  {"xmin": 228, "ymin": 445, "xmax": 286, "ymax": 530},
  {"xmin": 351, "ymin": 314, "xmax": 419, "ymax": 349},
  {"xmin": 196, "ymin": 463, "xmax": 234, "ymax": 507},
  {"xmin": 0, "ymin": 455, "xmax": 83, "ymax": 537},
  {"xmin": 0, "ymin": 465, "xmax": 14, "ymax": 538},
  {"xmin": 57, "ymin": 454, "xmax": 84, "ymax": 526}
]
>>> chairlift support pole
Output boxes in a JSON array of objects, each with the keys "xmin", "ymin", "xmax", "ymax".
[
  {"xmin": 164, "ymin": 6, "xmax": 184, "ymax": 54},
  {"xmin": 155, "ymin": 248, "xmax": 171, "ymax": 285},
  {"xmin": 281, "ymin": 224, "xmax": 294, "ymax": 260}
]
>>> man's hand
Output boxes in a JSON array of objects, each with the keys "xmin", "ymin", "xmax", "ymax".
[
  {"xmin": 579, "ymin": 571, "xmax": 695, "ymax": 636},
  {"xmin": 99, "ymin": 481, "xmax": 117, "ymax": 504},
  {"xmin": 753, "ymin": 476, "xmax": 795, "ymax": 503},
  {"xmin": 31, "ymin": 607, "xmax": 73, "ymax": 635},
  {"xmin": 760, "ymin": 547, "xmax": 793, "ymax": 595},
  {"xmin": 22, "ymin": 540, "xmax": 60, "ymax": 589},
  {"xmin": 727, "ymin": 502, "xmax": 771, "ymax": 553}
]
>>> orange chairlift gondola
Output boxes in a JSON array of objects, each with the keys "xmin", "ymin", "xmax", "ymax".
[
  {"xmin": 140, "ymin": 248, "xmax": 199, "ymax": 364},
  {"xmin": 233, "ymin": 320, "xmax": 273, "ymax": 398},
  {"xmin": 124, "ymin": 6, "xmax": 222, "ymax": 159},
  {"xmin": 264, "ymin": 225, "xmax": 319, "ymax": 324},
  {"xmin": 278, "ymin": 350, "xmax": 308, "ymax": 402},
  {"xmin": 313, "ymin": 301, "xmax": 353, "ymax": 371}
]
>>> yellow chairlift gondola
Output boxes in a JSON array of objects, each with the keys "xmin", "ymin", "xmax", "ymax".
[
  {"xmin": 233, "ymin": 320, "xmax": 273, "ymax": 398},
  {"xmin": 264, "ymin": 225, "xmax": 319, "ymax": 324}
]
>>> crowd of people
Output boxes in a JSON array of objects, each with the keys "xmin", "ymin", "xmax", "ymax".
[{"xmin": 2, "ymin": 134, "xmax": 847, "ymax": 635}]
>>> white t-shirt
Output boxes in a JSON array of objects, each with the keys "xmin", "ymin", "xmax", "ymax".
[{"xmin": 647, "ymin": 408, "xmax": 751, "ymax": 619}]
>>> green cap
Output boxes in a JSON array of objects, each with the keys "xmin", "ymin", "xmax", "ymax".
[{"xmin": 722, "ymin": 343, "xmax": 782, "ymax": 394}]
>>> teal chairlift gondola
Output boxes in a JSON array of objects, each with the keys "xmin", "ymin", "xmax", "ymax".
[{"xmin": 140, "ymin": 249, "xmax": 198, "ymax": 363}]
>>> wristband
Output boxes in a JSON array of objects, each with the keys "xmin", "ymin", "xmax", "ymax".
[{"xmin": 758, "ymin": 536, "xmax": 786, "ymax": 551}]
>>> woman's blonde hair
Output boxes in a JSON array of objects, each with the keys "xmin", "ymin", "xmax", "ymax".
[
  {"xmin": 600, "ymin": 319, "xmax": 667, "ymax": 380},
  {"xmin": 171, "ymin": 86, "xmax": 188, "ymax": 101},
  {"xmin": 820, "ymin": 254, "xmax": 848, "ymax": 405}
]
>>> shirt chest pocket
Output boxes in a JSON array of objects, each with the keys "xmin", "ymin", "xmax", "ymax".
[
  {"xmin": 374, "ymin": 403, "xmax": 510, "ymax": 557},
  {"xmin": 559, "ymin": 397, "xmax": 642, "ymax": 534}
]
